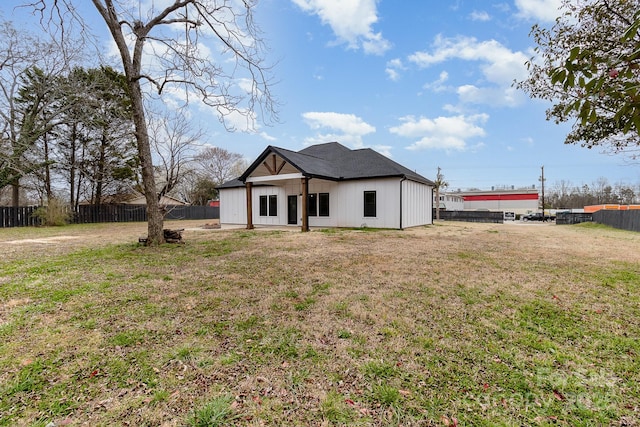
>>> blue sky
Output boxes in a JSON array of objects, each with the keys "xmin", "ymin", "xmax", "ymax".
[
  {"xmin": 6, "ymin": 0, "xmax": 640, "ymax": 191},
  {"xmin": 242, "ymin": 0, "xmax": 640, "ymax": 191}
]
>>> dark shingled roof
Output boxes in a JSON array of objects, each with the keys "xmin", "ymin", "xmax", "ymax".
[
  {"xmin": 216, "ymin": 178, "xmax": 245, "ymax": 189},
  {"xmin": 233, "ymin": 142, "xmax": 433, "ymax": 186}
]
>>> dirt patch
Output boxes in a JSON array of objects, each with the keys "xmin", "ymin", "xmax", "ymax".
[
  {"xmin": 5, "ymin": 236, "xmax": 82, "ymax": 245},
  {"xmin": 0, "ymin": 219, "xmax": 223, "ymax": 262}
]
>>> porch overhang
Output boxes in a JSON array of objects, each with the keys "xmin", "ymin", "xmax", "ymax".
[
  {"xmin": 244, "ymin": 173, "xmax": 310, "ymax": 232},
  {"xmin": 246, "ymin": 173, "xmax": 304, "ymax": 184}
]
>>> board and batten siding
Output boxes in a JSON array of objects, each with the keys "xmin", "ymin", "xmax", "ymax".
[
  {"xmin": 332, "ymin": 178, "xmax": 400, "ymax": 228},
  {"xmin": 219, "ymin": 177, "xmax": 432, "ymax": 229},
  {"xmin": 307, "ymin": 179, "xmax": 339, "ymax": 228},
  {"xmin": 401, "ymin": 179, "xmax": 433, "ymax": 228},
  {"xmin": 252, "ymin": 185, "xmax": 288, "ymax": 226},
  {"xmin": 219, "ymin": 187, "xmax": 246, "ymax": 225}
]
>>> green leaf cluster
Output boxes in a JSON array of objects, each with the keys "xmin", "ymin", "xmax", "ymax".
[{"xmin": 519, "ymin": 0, "xmax": 640, "ymax": 152}]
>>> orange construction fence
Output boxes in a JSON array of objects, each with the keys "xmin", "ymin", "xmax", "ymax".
[{"xmin": 584, "ymin": 204, "xmax": 640, "ymax": 213}]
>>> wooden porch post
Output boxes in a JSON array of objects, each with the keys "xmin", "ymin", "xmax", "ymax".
[
  {"xmin": 301, "ymin": 177, "xmax": 309, "ymax": 232},
  {"xmin": 246, "ymin": 182, "xmax": 254, "ymax": 229}
]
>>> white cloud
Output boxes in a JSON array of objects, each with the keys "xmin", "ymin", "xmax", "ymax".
[
  {"xmin": 387, "ymin": 58, "xmax": 403, "ymax": 68},
  {"xmin": 389, "ymin": 114, "xmax": 488, "ymax": 152},
  {"xmin": 291, "ymin": 0, "xmax": 391, "ymax": 55},
  {"xmin": 362, "ymin": 32, "xmax": 392, "ymax": 56},
  {"xmin": 301, "ymin": 111, "xmax": 376, "ymax": 149},
  {"xmin": 218, "ymin": 107, "xmax": 258, "ymax": 132},
  {"xmin": 443, "ymin": 104, "xmax": 464, "ymax": 114},
  {"xmin": 371, "ymin": 144, "xmax": 393, "ymax": 157},
  {"xmin": 259, "ymin": 131, "xmax": 277, "ymax": 142},
  {"xmin": 302, "ymin": 111, "xmax": 375, "ymax": 135},
  {"xmin": 514, "ymin": 0, "xmax": 562, "ymax": 22},
  {"xmin": 423, "ymin": 70, "xmax": 449, "ymax": 92},
  {"xmin": 470, "ymin": 10, "xmax": 491, "ymax": 21},
  {"xmin": 457, "ymin": 84, "xmax": 524, "ymax": 107},
  {"xmin": 408, "ymin": 35, "xmax": 529, "ymax": 106},
  {"xmin": 386, "ymin": 68, "xmax": 401, "ymax": 81},
  {"xmin": 493, "ymin": 3, "xmax": 512, "ymax": 14},
  {"xmin": 522, "ymin": 136, "xmax": 535, "ymax": 146},
  {"xmin": 385, "ymin": 58, "xmax": 405, "ymax": 81}
]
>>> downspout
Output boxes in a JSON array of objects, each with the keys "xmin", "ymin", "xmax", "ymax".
[{"xmin": 399, "ymin": 176, "xmax": 406, "ymax": 230}]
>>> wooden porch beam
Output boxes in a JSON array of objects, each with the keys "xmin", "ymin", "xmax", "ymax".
[
  {"xmin": 301, "ymin": 177, "xmax": 309, "ymax": 232},
  {"xmin": 246, "ymin": 182, "xmax": 254, "ymax": 229}
]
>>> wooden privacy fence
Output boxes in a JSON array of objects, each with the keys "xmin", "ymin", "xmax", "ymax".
[
  {"xmin": 556, "ymin": 212, "xmax": 593, "ymax": 225},
  {"xmin": 74, "ymin": 204, "xmax": 219, "ymax": 223},
  {"xmin": 0, "ymin": 204, "xmax": 219, "ymax": 228},
  {"xmin": 0, "ymin": 206, "xmax": 40, "ymax": 227},
  {"xmin": 592, "ymin": 209, "xmax": 640, "ymax": 232}
]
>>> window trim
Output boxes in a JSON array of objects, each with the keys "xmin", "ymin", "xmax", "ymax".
[
  {"xmin": 307, "ymin": 193, "xmax": 318, "ymax": 217},
  {"xmin": 268, "ymin": 194, "xmax": 278, "ymax": 217},
  {"xmin": 319, "ymin": 193, "xmax": 330, "ymax": 217},
  {"xmin": 259, "ymin": 195, "xmax": 268, "ymax": 216},
  {"xmin": 364, "ymin": 190, "xmax": 376, "ymax": 217}
]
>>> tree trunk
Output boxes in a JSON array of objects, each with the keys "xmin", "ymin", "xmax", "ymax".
[
  {"xmin": 94, "ymin": 129, "xmax": 107, "ymax": 206},
  {"xmin": 129, "ymin": 79, "xmax": 163, "ymax": 245},
  {"xmin": 43, "ymin": 133, "xmax": 52, "ymax": 201},
  {"xmin": 69, "ymin": 123, "xmax": 77, "ymax": 208},
  {"xmin": 11, "ymin": 180, "xmax": 19, "ymax": 207},
  {"xmin": 90, "ymin": 0, "xmax": 164, "ymax": 244}
]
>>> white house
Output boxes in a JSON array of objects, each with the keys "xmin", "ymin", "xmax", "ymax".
[
  {"xmin": 218, "ymin": 142, "xmax": 434, "ymax": 231},
  {"xmin": 435, "ymin": 192, "xmax": 464, "ymax": 211}
]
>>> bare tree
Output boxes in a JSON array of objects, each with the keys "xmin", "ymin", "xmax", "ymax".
[
  {"xmin": 194, "ymin": 145, "xmax": 246, "ymax": 186},
  {"xmin": 149, "ymin": 110, "xmax": 203, "ymax": 202},
  {"xmin": 29, "ymin": 1, "xmax": 277, "ymax": 244},
  {"xmin": 545, "ymin": 177, "xmax": 640, "ymax": 208}
]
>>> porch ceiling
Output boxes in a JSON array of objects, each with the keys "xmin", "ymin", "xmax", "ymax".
[{"xmin": 245, "ymin": 173, "xmax": 304, "ymax": 186}]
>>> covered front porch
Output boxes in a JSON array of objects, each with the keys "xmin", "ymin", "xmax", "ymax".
[{"xmin": 245, "ymin": 173, "xmax": 312, "ymax": 232}]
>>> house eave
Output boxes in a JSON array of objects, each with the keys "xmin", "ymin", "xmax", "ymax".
[{"xmin": 246, "ymin": 172, "xmax": 305, "ymax": 183}]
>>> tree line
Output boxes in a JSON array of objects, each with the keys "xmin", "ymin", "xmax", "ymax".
[
  {"xmin": 545, "ymin": 178, "xmax": 638, "ymax": 209},
  {"xmin": 0, "ymin": 21, "xmax": 246, "ymax": 209}
]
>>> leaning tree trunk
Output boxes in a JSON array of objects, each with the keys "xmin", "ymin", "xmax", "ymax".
[
  {"xmin": 128, "ymin": 79, "xmax": 164, "ymax": 245},
  {"xmin": 90, "ymin": 0, "xmax": 164, "ymax": 245}
]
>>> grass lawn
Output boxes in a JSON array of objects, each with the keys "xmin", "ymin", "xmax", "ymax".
[{"xmin": 1, "ymin": 220, "xmax": 639, "ymax": 426}]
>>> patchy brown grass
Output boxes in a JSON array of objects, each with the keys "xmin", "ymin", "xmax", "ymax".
[{"xmin": 1, "ymin": 221, "xmax": 639, "ymax": 426}]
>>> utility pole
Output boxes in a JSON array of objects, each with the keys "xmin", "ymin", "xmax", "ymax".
[
  {"xmin": 435, "ymin": 167, "xmax": 441, "ymax": 220},
  {"xmin": 434, "ymin": 166, "xmax": 447, "ymax": 221},
  {"xmin": 540, "ymin": 165, "xmax": 545, "ymax": 214}
]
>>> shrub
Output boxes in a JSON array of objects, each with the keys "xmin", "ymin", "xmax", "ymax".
[{"xmin": 32, "ymin": 198, "xmax": 72, "ymax": 226}]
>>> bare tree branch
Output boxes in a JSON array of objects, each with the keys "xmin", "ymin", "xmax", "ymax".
[{"xmin": 24, "ymin": 0, "xmax": 278, "ymax": 244}]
